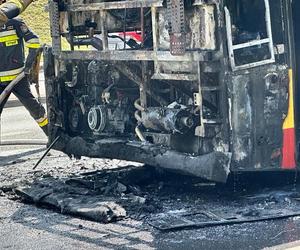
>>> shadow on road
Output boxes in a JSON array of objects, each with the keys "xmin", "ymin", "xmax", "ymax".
[{"xmin": 0, "ymin": 147, "xmax": 45, "ymax": 166}]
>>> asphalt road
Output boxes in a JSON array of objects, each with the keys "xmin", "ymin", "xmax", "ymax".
[
  {"xmin": 2, "ymin": 105, "xmax": 300, "ymax": 250},
  {"xmin": 0, "ymin": 102, "xmax": 45, "ymax": 141}
]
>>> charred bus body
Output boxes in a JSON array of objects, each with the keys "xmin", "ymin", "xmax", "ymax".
[{"xmin": 44, "ymin": 0, "xmax": 299, "ymax": 183}]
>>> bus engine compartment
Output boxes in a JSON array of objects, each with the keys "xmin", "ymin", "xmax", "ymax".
[{"xmin": 44, "ymin": 0, "xmax": 295, "ymax": 183}]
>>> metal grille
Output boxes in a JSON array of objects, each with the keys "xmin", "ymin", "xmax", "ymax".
[
  {"xmin": 49, "ymin": 0, "xmax": 61, "ymax": 55},
  {"xmin": 167, "ymin": 0, "xmax": 186, "ymax": 55}
]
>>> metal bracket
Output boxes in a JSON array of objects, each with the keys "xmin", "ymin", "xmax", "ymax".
[
  {"xmin": 49, "ymin": 0, "xmax": 61, "ymax": 55},
  {"xmin": 193, "ymin": 93, "xmax": 201, "ymax": 106}
]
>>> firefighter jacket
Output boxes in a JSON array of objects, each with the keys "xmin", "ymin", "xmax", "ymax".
[{"xmin": 0, "ymin": 18, "xmax": 41, "ymax": 83}]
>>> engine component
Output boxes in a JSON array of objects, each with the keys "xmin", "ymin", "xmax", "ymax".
[
  {"xmin": 141, "ymin": 108, "xmax": 194, "ymax": 134},
  {"xmin": 68, "ymin": 106, "xmax": 84, "ymax": 132},
  {"xmin": 87, "ymin": 103, "xmax": 131, "ymax": 135},
  {"xmin": 88, "ymin": 60, "xmax": 105, "ymax": 86},
  {"xmin": 87, "ymin": 105, "xmax": 107, "ymax": 133},
  {"xmin": 65, "ymin": 66, "xmax": 79, "ymax": 88},
  {"xmin": 102, "ymin": 83, "xmax": 115, "ymax": 104}
]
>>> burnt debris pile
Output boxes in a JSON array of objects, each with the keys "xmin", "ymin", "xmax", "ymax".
[
  {"xmin": 11, "ymin": 166, "xmax": 166, "ymax": 223},
  {"xmin": 2, "ymin": 165, "xmax": 300, "ymax": 230}
]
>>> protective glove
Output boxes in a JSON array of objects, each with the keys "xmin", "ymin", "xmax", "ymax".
[
  {"xmin": 0, "ymin": 0, "xmax": 35, "ymax": 22},
  {"xmin": 24, "ymin": 48, "xmax": 39, "ymax": 74}
]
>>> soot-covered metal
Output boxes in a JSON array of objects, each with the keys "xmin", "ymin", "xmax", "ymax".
[{"xmin": 44, "ymin": 0, "xmax": 295, "ymax": 182}]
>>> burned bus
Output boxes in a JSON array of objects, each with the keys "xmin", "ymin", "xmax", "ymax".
[{"xmin": 44, "ymin": 0, "xmax": 300, "ymax": 183}]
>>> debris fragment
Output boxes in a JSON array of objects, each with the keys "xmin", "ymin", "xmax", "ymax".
[
  {"xmin": 130, "ymin": 195, "xmax": 146, "ymax": 204},
  {"xmin": 116, "ymin": 182, "xmax": 127, "ymax": 194},
  {"xmin": 14, "ymin": 179, "xmax": 127, "ymax": 223}
]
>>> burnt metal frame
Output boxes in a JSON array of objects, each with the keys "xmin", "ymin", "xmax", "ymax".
[
  {"xmin": 44, "ymin": 0, "xmax": 299, "ymax": 179},
  {"xmin": 224, "ymin": 0, "xmax": 275, "ymax": 71},
  {"xmin": 66, "ymin": 0, "xmax": 162, "ymax": 11},
  {"xmin": 50, "ymin": 0, "xmax": 223, "ymax": 138},
  {"xmin": 48, "ymin": 0, "xmax": 232, "ymax": 143},
  {"xmin": 52, "ymin": 0, "xmax": 217, "ymax": 63},
  {"xmin": 44, "ymin": 1, "xmax": 235, "ymax": 181},
  {"xmin": 58, "ymin": 50, "xmax": 209, "ymax": 61}
]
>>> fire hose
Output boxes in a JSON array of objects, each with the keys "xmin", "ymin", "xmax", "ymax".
[
  {"xmin": 0, "ymin": 71, "xmax": 47, "ymax": 146},
  {"xmin": 0, "ymin": 71, "xmax": 25, "ymax": 105}
]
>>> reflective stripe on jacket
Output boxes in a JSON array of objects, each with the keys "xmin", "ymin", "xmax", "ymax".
[{"xmin": 0, "ymin": 17, "xmax": 40, "ymax": 83}]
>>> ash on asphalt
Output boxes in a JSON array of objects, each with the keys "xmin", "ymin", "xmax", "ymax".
[
  {"xmin": 3, "ymin": 148, "xmax": 300, "ymax": 249},
  {"xmin": 3, "ymin": 159, "xmax": 300, "ymax": 232},
  {"xmin": 0, "ymin": 146, "xmax": 300, "ymax": 230}
]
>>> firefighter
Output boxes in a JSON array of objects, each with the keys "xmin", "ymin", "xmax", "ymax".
[
  {"xmin": 0, "ymin": 0, "xmax": 33, "ymax": 27},
  {"xmin": 0, "ymin": 14, "xmax": 48, "ymax": 135}
]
